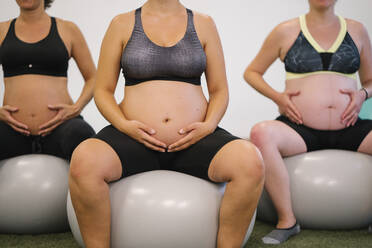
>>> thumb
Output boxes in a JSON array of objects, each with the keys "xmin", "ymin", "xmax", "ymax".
[
  {"xmin": 339, "ymin": 88, "xmax": 353, "ymax": 95},
  {"xmin": 3, "ymin": 105, "xmax": 19, "ymax": 112},
  {"xmin": 138, "ymin": 122, "xmax": 155, "ymax": 135},
  {"xmin": 48, "ymin": 104, "xmax": 64, "ymax": 110},
  {"xmin": 179, "ymin": 123, "xmax": 197, "ymax": 134},
  {"xmin": 287, "ymin": 90, "xmax": 300, "ymax": 97}
]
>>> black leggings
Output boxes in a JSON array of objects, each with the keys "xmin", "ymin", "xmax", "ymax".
[{"xmin": 0, "ymin": 116, "xmax": 95, "ymax": 161}]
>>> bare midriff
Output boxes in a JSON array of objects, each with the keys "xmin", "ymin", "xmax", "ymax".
[
  {"xmin": 286, "ymin": 73, "xmax": 357, "ymax": 130},
  {"xmin": 3, "ymin": 74, "xmax": 73, "ymax": 135},
  {"xmin": 120, "ymin": 80, "xmax": 208, "ymax": 146}
]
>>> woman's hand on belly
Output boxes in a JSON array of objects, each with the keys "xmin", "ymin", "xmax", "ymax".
[
  {"xmin": 275, "ymin": 89, "xmax": 303, "ymax": 125},
  {"xmin": 122, "ymin": 120, "xmax": 167, "ymax": 152},
  {"xmin": 38, "ymin": 103, "xmax": 81, "ymax": 136},
  {"xmin": 339, "ymin": 88, "xmax": 366, "ymax": 127},
  {"xmin": 0, "ymin": 105, "xmax": 30, "ymax": 135},
  {"xmin": 167, "ymin": 122, "xmax": 214, "ymax": 152}
]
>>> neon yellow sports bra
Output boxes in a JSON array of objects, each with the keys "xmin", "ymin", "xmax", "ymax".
[{"xmin": 284, "ymin": 15, "xmax": 360, "ymax": 80}]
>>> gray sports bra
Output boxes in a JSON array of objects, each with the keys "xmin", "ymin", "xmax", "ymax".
[{"xmin": 121, "ymin": 8, "xmax": 207, "ymax": 86}]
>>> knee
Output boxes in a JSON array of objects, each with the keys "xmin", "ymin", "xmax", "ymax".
[
  {"xmin": 70, "ymin": 140, "xmax": 94, "ymax": 182},
  {"xmin": 69, "ymin": 139, "xmax": 106, "ymax": 184},
  {"xmin": 250, "ymin": 121, "xmax": 275, "ymax": 148},
  {"xmin": 230, "ymin": 140, "xmax": 265, "ymax": 184}
]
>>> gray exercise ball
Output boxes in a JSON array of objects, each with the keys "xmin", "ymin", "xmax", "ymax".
[
  {"xmin": 67, "ymin": 170, "xmax": 256, "ymax": 248},
  {"xmin": 257, "ymin": 149, "xmax": 372, "ymax": 229},
  {"xmin": 0, "ymin": 154, "xmax": 70, "ymax": 234}
]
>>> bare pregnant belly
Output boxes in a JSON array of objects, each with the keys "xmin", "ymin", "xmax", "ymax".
[
  {"xmin": 121, "ymin": 81, "xmax": 208, "ymax": 146},
  {"xmin": 3, "ymin": 75, "xmax": 73, "ymax": 135},
  {"xmin": 286, "ymin": 74, "xmax": 358, "ymax": 130}
]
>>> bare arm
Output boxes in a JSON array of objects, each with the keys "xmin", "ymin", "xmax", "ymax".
[
  {"xmin": 340, "ymin": 21, "xmax": 372, "ymax": 126},
  {"xmin": 358, "ymin": 23, "xmax": 372, "ymax": 99},
  {"xmin": 68, "ymin": 21, "xmax": 96, "ymax": 113},
  {"xmin": 94, "ymin": 15, "xmax": 129, "ymax": 132},
  {"xmin": 94, "ymin": 13, "xmax": 166, "ymax": 151},
  {"xmin": 243, "ymin": 21, "xmax": 303, "ymax": 124},
  {"xmin": 38, "ymin": 20, "xmax": 97, "ymax": 135},
  {"xmin": 168, "ymin": 14, "xmax": 229, "ymax": 152},
  {"xmin": 201, "ymin": 15, "xmax": 229, "ymax": 131}
]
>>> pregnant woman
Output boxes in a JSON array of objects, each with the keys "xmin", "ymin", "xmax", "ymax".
[
  {"xmin": 0, "ymin": 0, "xmax": 96, "ymax": 160},
  {"xmin": 245, "ymin": 0, "xmax": 372, "ymax": 244},
  {"xmin": 69, "ymin": 0, "xmax": 264, "ymax": 247}
]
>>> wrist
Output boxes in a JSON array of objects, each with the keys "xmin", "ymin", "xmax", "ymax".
[
  {"xmin": 203, "ymin": 121, "xmax": 217, "ymax": 134},
  {"xmin": 72, "ymin": 103, "xmax": 83, "ymax": 115},
  {"xmin": 272, "ymin": 91, "xmax": 283, "ymax": 105},
  {"xmin": 360, "ymin": 88, "xmax": 369, "ymax": 101}
]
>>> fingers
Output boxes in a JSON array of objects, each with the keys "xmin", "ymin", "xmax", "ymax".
[
  {"xmin": 287, "ymin": 90, "xmax": 301, "ymax": 97},
  {"xmin": 48, "ymin": 104, "xmax": 65, "ymax": 111},
  {"xmin": 339, "ymin": 88, "xmax": 353, "ymax": 95},
  {"xmin": 7, "ymin": 115, "xmax": 29, "ymax": 132},
  {"xmin": 39, "ymin": 115, "xmax": 62, "ymax": 130},
  {"xmin": 179, "ymin": 123, "xmax": 197, "ymax": 134},
  {"xmin": 9, "ymin": 123, "xmax": 30, "ymax": 135},
  {"xmin": 168, "ymin": 135, "xmax": 193, "ymax": 152},
  {"xmin": 138, "ymin": 122, "xmax": 156, "ymax": 135},
  {"xmin": 141, "ymin": 133, "xmax": 167, "ymax": 151},
  {"xmin": 3, "ymin": 105, "xmax": 19, "ymax": 112},
  {"xmin": 39, "ymin": 122, "xmax": 62, "ymax": 136},
  {"xmin": 142, "ymin": 140, "xmax": 166, "ymax": 152},
  {"xmin": 341, "ymin": 104, "xmax": 355, "ymax": 123},
  {"xmin": 286, "ymin": 103, "xmax": 302, "ymax": 124},
  {"xmin": 344, "ymin": 112, "xmax": 359, "ymax": 127}
]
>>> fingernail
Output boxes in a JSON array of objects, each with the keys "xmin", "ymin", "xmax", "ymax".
[
  {"xmin": 179, "ymin": 129, "xmax": 184, "ymax": 134},
  {"xmin": 150, "ymin": 129, "xmax": 155, "ymax": 134}
]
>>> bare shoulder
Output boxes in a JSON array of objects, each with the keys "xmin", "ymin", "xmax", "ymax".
[
  {"xmin": 192, "ymin": 11, "xmax": 219, "ymax": 46},
  {"xmin": 192, "ymin": 11, "xmax": 215, "ymax": 28},
  {"xmin": 271, "ymin": 18, "xmax": 300, "ymax": 40},
  {"xmin": 345, "ymin": 18, "xmax": 370, "ymax": 48},
  {"xmin": 107, "ymin": 11, "xmax": 135, "ymax": 38},
  {"xmin": 55, "ymin": 18, "xmax": 89, "ymax": 39},
  {"xmin": 345, "ymin": 18, "xmax": 369, "ymax": 37},
  {"xmin": 0, "ymin": 20, "xmax": 12, "ymax": 45}
]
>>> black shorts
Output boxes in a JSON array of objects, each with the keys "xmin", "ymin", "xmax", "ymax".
[
  {"xmin": 94, "ymin": 125, "xmax": 240, "ymax": 181},
  {"xmin": 0, "ymin": 116, "xmax": 95, "ymax": 161},
  {"xmin": 276, "ymin": 115, "xmax": 372, "ymax": 152}
]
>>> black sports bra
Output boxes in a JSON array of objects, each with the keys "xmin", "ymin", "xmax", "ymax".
[
  {"xmin": 284, "ymin": 15, "xmax": 360, "ymax": 80},
  {"xmin": 121, "ymin": 8, "xmax": 207, "ymax": 86},
  {"xmin": 1, "ymin": 17, "xmax": 69, "ymax": 78}
]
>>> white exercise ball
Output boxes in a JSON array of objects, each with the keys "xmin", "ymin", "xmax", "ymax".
[
  {"xmin": 67, "ymin": 170, "xmax": 256, "ymax": 248},
  {"xmin": 257, "ymin": 150, "xmax": 372, "ymax": 229},
  {"xmin": 0, "ymin": 154, "xmax": 70, "ymax": 234}
]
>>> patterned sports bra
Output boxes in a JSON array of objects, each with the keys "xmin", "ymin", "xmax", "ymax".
[{"xmin": 284, "ymin": 15, "xmax": 360, "ymax": 80}]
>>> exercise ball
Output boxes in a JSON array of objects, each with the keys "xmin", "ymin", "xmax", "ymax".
[
  {"xmin": 0, "ymin": 154, "xmax": 70, "ymax": 234},
  {"xmin": 257, "ymin": 150, "xmax": 372, "ymax": 229},
  {"xmin": 67, "ymin": 170, "xmax": 256, "ymax": 248}
]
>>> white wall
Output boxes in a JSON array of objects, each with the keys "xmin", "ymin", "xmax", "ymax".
[{"xmin": 1, "ymin": 0, "xmax": 371, "ymax": 137}]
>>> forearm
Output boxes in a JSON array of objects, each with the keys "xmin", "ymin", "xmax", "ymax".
[
  {"xmin": 73, "ymin": 77, "xmax": 95, "ymax": 113},
  {"xmin": 94, "ymin": 88, "xmax": 128, "ymax": 132},
  {"xmin": 244, "ymin": 70, "xmax": 282, "ymax": 104},
  {"xmin": 204, "ymin": 89, "xmax": 229, "ymax": 131}
]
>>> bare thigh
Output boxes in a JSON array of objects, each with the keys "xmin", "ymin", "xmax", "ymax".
[
  {"xmin": 357, "ymin": 131, "xmax": 372, "ymax": 155},
  {"xmin": 251, "ymin": 120, "xmax": 307, "ymax": 157}
]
